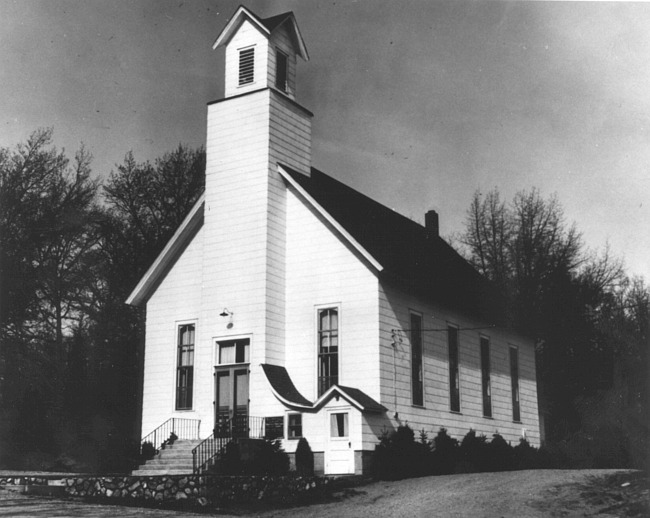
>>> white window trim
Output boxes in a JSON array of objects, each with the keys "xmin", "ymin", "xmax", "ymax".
[
  {"xmin": 286, "ymin": 411, "xmax": 303, "ymax": 440},
  {"xmin": 275, "ymin": 47, "xmax": 289, "ymax": 93},
  {"xmin": 237, "ymin": 45, "xmax": 256, "ymax": 88},
  {"xmin": 173, "ymin": 318, "xmax": 198, "ymax": 413},
  {"xmin": 479, "ymin": 333, "xmax": 492, "ymax": 418},
  {"xmin": 213, "ymin": 333, "xmax": 253, "ymax": 367},
  {"xmin": 509, "ymin": 344, "xmax": 521, "ymax": 423},
  {"xmin": 447, "ymin": 322, "xmax": 461, "ymax": 413},
  {"xmin": 314, "ymin": 303, "xmax": 342, "ymax": 398},
  {"xmin": 409, "ymin": 309, "xmax": 425, "ymax": 408}
]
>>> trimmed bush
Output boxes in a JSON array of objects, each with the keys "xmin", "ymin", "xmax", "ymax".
[
  {"xmin": 140, "ymin": 441, "xmax": 156, "ymax": 461},
  {"xmin": 431, "ymin": 428, "xmax": 459, "ymax": 475},
  {"xmin": 246, "ymin": 439, "xmax": 290, "ymax": 475},
  {"xmin": 372, "ymin": 425, "xmax": 432, "ymax": 480},
  {"xmin": 486, "ymin": 433, "xmax": 514, "ymax": 471},
  {"xmin": 295, "ymin": 438, "xmax": 314, "ymax": 476},
  {"xmin": 458, "ymin": 429, "xmax": 489, "ymax": 472},
  {"xmin": 513, "ymin": 438, "xmax": 539, "ymax": 469}
]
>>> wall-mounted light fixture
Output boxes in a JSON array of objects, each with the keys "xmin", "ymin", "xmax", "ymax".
[{"xmin": 220, "ymin": 308, "xmax": 234, "ymax": 328}]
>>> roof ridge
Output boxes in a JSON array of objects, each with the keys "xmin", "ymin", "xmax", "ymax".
[{"xmin": 308, "ymin": 166, "xmax": 428, "ymax": 236}]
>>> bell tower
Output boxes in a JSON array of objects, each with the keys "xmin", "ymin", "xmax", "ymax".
[{"xmin": 199, "ymin": 6, "xmax": 312, "ymax": 419}]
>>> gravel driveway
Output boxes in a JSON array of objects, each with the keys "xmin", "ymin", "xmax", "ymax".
[{"xmin": 0, "ymin": 469, "xmax": 632, "ymax": 517}]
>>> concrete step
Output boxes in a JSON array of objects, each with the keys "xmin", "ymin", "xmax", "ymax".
[
  {"xmin": 138, "ymin": 462, "xmax": 192, "ymax": 471},
  {"xmin": 131, "ymin": 469, "xmax": 193, "ymax": 476},
  {"xmin": 156, "ymin": 450, "xmax": 195, "ymax": 459}
]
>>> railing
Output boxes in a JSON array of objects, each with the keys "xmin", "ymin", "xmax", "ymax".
[
  {"xmin": 192, "ymin": 415, "xmax": 279, "ymax": 474},
  {"xmin": 140, "ymin": 417, "xmax": 201, "ymax": 454}
]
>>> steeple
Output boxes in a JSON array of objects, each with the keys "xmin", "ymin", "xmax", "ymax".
[
  {"xmin": 213, "ymin": 6, "xmax": 309, "ymax": 100},
  {"xmin": 200, "ymin": 6, "xmax": 313, "ymax": 381}
]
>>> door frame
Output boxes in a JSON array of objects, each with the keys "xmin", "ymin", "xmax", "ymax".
[
  {"xmin": 324, "ymin": 407, "xmax": 355, "ymax": 475},
  {"xmin": 213, "ymin": 335, "xmax": 252, "ymax": 436}
]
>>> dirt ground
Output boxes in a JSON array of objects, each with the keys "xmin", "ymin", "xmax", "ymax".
[{"xmin": 1, "ymin": 469, "xmax": 647, "ymax": 517}]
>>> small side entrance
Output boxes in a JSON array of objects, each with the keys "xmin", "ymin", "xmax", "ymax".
[
  {"xmin": 324, "ymin": 409, "xmax": 354, "ymax": 474},
  {"xmin": 214, "ymin": 338, "xmax": 250, "ymax": 437}
]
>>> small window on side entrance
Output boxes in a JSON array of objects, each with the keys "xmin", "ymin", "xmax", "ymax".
[{"xmin": 330, "ymin": 412, "xmax": 348, "ymax": 438}]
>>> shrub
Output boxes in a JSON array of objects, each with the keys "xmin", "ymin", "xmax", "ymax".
[
  {"xmin": 220, "ymin": 441, "xmax": 242, "ymax": 474},
  {"xmin": 431, "ymin": 428, "xmax": 459, "ymax": 475},
  {"xmin": 295, "ymin": 437, "xmax": 314, "ymax": 476},
  {"xmin": 246, "ymin": 439, "xmax": 290, "ymax": 475},
  {"xmin": 486, "ymin": 433, "xmax": 514, "ymax": 471},
  {"xmin": 372, "ymin": 425, "xmax": 432, "ymax": 480},
  {"xmin": 513, "ymin": 438, "xmax": 539, "ymax": 470},
  {"xmin": 458, "ymin": 429, "xmax": 489, "ymax": 472},
  {"xmin": 140, "ymin": 441, "xmax": 156, "ymax": 461},
  {"xmin": 220, "ymin": 439, "xmax": 290, "ymax": 475}
]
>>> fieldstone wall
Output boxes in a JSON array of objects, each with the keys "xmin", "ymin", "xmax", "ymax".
[
  {"xmin": 62, "ymin": 474, "xmax": 331, "ymax": 506},
  {"xmin": 0, "ymin": 476, "xmax": 50, "ymax": 486}
]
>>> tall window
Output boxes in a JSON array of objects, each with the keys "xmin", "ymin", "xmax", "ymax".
[
  {"xmin": 238, "ymin": 47, "xmax": 255, "ymax": 85},
  {"xmin": 448, "ymin": 325, "xmax": 460, "ymax": 412},
  {"xmin": 318, "ymin": 308, "xmax": 338, "ymax": 396},
  {"xmin": 411, "ymin": 313, "xmax": 423, "ymax": 406},
  {"xmin": 176, "ymin": 324, "xmax": 195, "ymax": 410},
  {"xmin": 275, "ymin": 49, "xmax": 288, "ymax": 91},
  {"xmin": 480, "ymin": 336, "xmax": 492, "ymax": 417},
  {"xmin": 510, "ymin": 346, "xmax": 521, "ymax": 422}
]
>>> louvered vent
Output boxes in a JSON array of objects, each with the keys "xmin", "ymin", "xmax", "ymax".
[{"xmin": 238, "ymin": 47, "xmax": 255, "ymax": 85}]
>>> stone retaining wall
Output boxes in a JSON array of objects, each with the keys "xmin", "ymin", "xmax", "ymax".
[
  {"xmin": 62, "ymin": 474, "xmax": 331, "ymax": 506},
  {"xmin": 0, "ymin": 476, "xmax": 51, "ymax": 486}
]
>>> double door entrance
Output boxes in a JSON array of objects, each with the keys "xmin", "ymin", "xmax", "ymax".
[
  {"xmin": 215, "ymin": 366, "xmax": 249, "ymax": 436},
  {"xmin": 214, "ymin": 338, "xmax": 250, "ymax": 437}
]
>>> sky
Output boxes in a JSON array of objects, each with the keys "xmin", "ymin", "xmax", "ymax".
[{"xmin": 1, "ymin": 0, "xmax": 649, "ymax": 280}]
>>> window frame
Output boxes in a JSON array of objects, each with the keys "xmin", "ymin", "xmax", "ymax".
[
  {"xmin": 275, "ymin": 48, "xmax": 288, "ymax": 92},
  {"xmin": 509, "ymin": 345, "xmax": 521, "ymax": 422},
  {"xmin": 215, "ymin": 337, "xmax": 251, "ymax": 366},
  {"xmin": 480, "ymin": 335, "xmax": 492, "ymax": 418},
  {"xmin": 286, "ymin": 412, "xmax": 303, "ymax": 440},
  {"xmin": 410, "ymin": 311, "xmax": 424, "ymax": 407},
  {"xmin": 316, "ymin": 304, "xmax": 341, "ymax": 397},
  {"xmin": 238, "ymin": 46, "xmax": 255, "ymax": 86},
  {"xmin": 175, "ymin": 321, "xmax": 196, "ymax": 411},
  {"xmin": 447, "ymin": 324, "xmax": 461, "ymax": 413}
]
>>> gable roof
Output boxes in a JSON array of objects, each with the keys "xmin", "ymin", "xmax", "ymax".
[
  {"xmin": 126, "ymin": 194, "xmax": 205, "ymax": 306},
  {"xmin": 316, "ymin": 385, "xmax": 386, "ymax": 414},
  {"xmin": 213, "ymin": 6, "xmax": 309, "ymax": 60},
  {"xmin": 281, "ymin": 166, "xmax": 504, "ymax": 323}
]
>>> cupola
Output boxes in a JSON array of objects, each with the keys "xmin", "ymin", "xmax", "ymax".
[{"xmin": 213, "ymin": 6, "xmax": 309, "ymax": 100}]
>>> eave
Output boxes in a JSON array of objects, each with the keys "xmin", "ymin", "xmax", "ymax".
[
  {"xmin": 125, "ymin": 194, "xmax": 205, "ymax": 306},
  {"xmin": 278, "ymin": 164, "xmax": 384, "ymax": 273},
  {"xmin": 212, "ymin": 6, "xmax": 309, "ymax": 61}
]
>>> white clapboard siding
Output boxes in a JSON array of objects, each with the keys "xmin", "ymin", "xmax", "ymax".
[
  {"xmin": 141, "ymin": 225, "xmax": 204, "ymax": 438},
  {"xmin": 378, "ymin": 282, "xmax": 540, "ymax": 447},
  {"xmin": 285, "ymin": 186, "xmax": 380, "ymax": 409}
]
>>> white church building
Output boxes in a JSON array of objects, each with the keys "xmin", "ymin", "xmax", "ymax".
[{"xmin": 127, "ymin": 6, "xmax": 540, "ymax": 475}]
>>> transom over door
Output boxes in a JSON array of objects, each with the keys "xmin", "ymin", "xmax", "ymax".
[{"xmin": 215, "ymin": 367, "xmax": 249, "ymax": 437}]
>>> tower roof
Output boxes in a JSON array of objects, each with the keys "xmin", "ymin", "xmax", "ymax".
[{"xmin": 213, "ymin": 5, "xmax": 309, "ymax": 60}]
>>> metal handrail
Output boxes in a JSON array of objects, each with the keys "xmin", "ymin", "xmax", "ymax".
[{"xmin": 140, "ymin": 417, "xmax": 201, "ymax": 453}]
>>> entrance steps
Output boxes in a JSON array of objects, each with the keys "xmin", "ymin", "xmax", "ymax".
[{"xmin": 132, "ymin": 439, "xmax": 201, "ymax": 476}]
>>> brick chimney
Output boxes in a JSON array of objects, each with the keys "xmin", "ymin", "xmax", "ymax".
[{"xmin": 425, "ymin": 210, "xmax": 439, "ymax": 238}]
